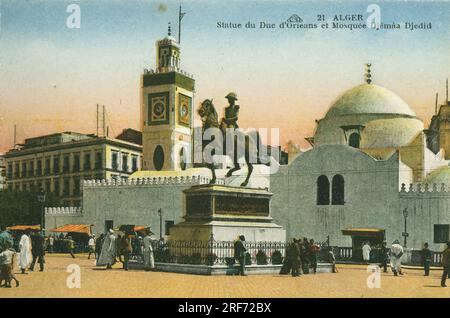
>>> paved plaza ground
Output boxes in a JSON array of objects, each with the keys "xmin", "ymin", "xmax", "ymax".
[{"xmin": 0, "ymin": 253, "xmax": 449, "ymax": 298}]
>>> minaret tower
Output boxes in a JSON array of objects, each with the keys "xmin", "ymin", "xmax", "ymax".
[{"xmin": 140, "ymin": 23, "xmax": 195, "ymax": 171}]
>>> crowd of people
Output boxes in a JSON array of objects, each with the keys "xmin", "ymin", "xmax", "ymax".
[
  {"xmin": 2, "ymin": 223, "xmax": 450, "ymax": 288},
  {"xmin": 94, "ymin": 228, "xmax": 155, "ymax": 272},
  {"xmin": 279, "ymin": 237, "xmax": 331, "ymax": 277}
]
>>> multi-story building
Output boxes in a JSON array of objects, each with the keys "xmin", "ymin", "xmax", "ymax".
[
  {"xmin": 0, "ymin": 154, "xmax": 6, "ymax": 190},
  {"xmin": 4, "ymin": 131, "xmax": 142, "ymax": 206}
]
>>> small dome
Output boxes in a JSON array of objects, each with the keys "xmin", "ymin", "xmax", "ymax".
[
  {"xmin": 424, "ymin": 166, "xmax": 450, "ymax": 185},
  {"xmin": 325, "ymin": 84, "xmax": 416, "ymax": 118}
]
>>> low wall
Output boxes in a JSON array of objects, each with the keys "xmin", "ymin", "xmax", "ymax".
[
  {"xmin": 45, "ymin": 207, "xmax": 84, "ymax": 230},
  {"xmin": 129, "ymin": 261, "xmax": 333, "ymax": 275}
]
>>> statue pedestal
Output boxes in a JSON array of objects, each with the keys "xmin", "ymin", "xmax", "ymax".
[{"xmin": 169, "ymin": 184, "xmax": 286, "ymax": 242}]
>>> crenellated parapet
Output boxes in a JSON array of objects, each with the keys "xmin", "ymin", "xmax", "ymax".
[
  {"xmin": 45, "ymin": 207, "xmax": 83, "ymax": 215},
  {"xmin": 400, "ymin": 183, "xmax": 450, "ymax": 194},
  {"xmin": 83, "ymin": 176, "xmax": 225, "ymax": 188}
]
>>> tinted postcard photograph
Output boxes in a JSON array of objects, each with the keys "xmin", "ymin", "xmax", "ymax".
[{"xmin": 0, "ymin": 0, "xmax": 449, "ymax": 306}]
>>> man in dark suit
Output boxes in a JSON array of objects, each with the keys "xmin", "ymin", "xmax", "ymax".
[
  {"xmin": 290, "ymin": 239, "xmax": 301, "ymax": 277},
  {"xmin": 234, "ymin": 235, "xmax": 247, "ymax": 276},
  {"xmin": 29, "ymin": 231, "xmax": 45, "ymax": 272}
]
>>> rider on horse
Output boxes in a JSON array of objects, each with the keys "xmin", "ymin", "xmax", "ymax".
[{"xmin": 221, "ymin": 92, "xmax": 240, "ymax": 131}]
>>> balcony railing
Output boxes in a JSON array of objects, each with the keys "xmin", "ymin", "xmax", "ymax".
[{"xmin": 329, "ymin": 246, "xmax": 444, "ymax": 267}]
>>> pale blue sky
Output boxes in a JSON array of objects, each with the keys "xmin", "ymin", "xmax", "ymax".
[{"xmin": 0, "ymin": 0, "xmax": 449, "ymax": 151}]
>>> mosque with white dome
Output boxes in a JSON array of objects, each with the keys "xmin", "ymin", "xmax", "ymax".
[{"xmin": 271, "ymin": 65, "xmax": 450, "ymax": 252}]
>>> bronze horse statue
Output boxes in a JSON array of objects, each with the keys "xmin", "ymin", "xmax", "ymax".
[{"xmin": 198, "ymin": 99, "xmax": 266, "ymax": 187}]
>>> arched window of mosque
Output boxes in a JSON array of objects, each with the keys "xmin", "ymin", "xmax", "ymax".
[
  {"xmin": 349, "ymin": 132, "xmax": 360, "ymax": 148},
  {"xmin": 317, "ymin": 175, "xmax": 330, "ymax": 205},
  {"xmin": 180, "ymin": 147, "xmax": 187, "ymax": 171},
  {"xmin": 153, "ymin": 145, "xmax": 164, "ymax": 171},
  {"xmin": 332, "ymin": 175, "xmax": 345, "ymax": 205}
]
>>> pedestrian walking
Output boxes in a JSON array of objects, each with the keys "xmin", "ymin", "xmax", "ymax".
[
  {"xmin": 29, "ymin": 231, "xmax": 45, "ymax": 272},
  {"xmin": 362, "ymin": 242, "xmax": 371, "ymax": 264},
  {"xmin": 309, "ymin": 239, "xmax": 320, "ymax": 273},
  {"xmin": 279, "ymin": 241, "xmax": 292, "ymax": 275},
  {"xmin": 67, "ymin": 236, "xmax": 76, "ymax": 258},
  {"xmin": 48, "ymin": 235, "xmax": 54, "ymax": 253},
  {"xmin": 119, "ymin": 233, "xmax": 132, "ymax": 271},
  {"xmin": 142, "ymin": 229, "xmax": 155, "ymax": 272},
  {"xmin": 380, "ymin": 241, "xmax": 389, "ymax": 273},
  {"xmin": 290, "ymin": 239, "xmax": 301, "ymax": 277},
  {"xmin": 441, "ymin": 242, "xmax": 450, "ymax": 287},
  {"xmin": 95, "ymin": 233, "xmax": 104, "ymax": 260},
  {"xmin": 327, "ymin": 248, "xmax": 338, "ymax": 273},
  {"xmin": 390, "ymin": 240, "xmax": 404, "ymax": 276},
  {"xmin": 421, "ymin": 242, "xmax": 432, "ymax": 276},
  {"xmin": 301, "ymin": 237, "xmax": 310, "ymax": 274},
  {"xmin": 97, "ymin": 229, "xmax": 116, "ymax": 269},
  {"xmin": 0, "ymin": 241, "xmax": 20, "ymax": 288},
  {"xmin": 234, "ymin": 235, "xmax": 247, "ymax": 276},
  {"xmin": 19, "ymin": 230, "xmax": 32, "ymax": 274},
  {"xmin": 88, "ymin": 235, "xmax": 96, "ymax": 260},
  {"xmin": 0, "ymin": 225, "xmax": 13, "ymax": 250}
]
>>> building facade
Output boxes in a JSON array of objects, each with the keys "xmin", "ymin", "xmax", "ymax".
[
  {"xmin": 0, "ymin": 154, "xmax": 6, "ymax": 190},
  {"xmin": 4, "ymin": 132, "xmax": 142, "ymax": 206}
]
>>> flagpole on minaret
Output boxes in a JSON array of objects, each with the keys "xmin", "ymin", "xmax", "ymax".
[
  {"xmin": 178, "ymin": 4, "xmax": 186, "ymax": 43},
  {"xmin": 446, "ymin": 78, "xmax": 448, "ymax": 104}
]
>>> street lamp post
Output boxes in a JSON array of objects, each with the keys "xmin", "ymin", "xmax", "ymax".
[
  {"xmin": 158, "ymin": 208, "xmax": 163, "ymax": 240},
  {"xmin": 37, "ymin": 188, "xmax": 46, "ymax": 235},
  {"xmin": 402, "ymin": 208, "xmax": 409, "ymax": 248}
]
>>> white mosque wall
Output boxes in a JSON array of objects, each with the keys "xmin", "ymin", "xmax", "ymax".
[
  {"xmin": 399, "ymin": 183, "xmax": 450, "ymax": 251},
  {"xmin": 77, "ymin": 166, "xmax": 270, "ymax": 236},
  {"xmin": 270, "ymin": 143, "xmax": 450, "ymax": 250},
  {"xmin": 270, "ymin": 145, "xmax": 402, "ymax": 246},
  {"xmin": 398, "ymin": 160, "xmax": 414, "ymax": 189},
  {"xmin": 44, "ymin": 207, "xmax": 84, "ymax": 231},
  {"xmin": 80, "ymin": 176, "xmax": 211, "ymax": 236}
]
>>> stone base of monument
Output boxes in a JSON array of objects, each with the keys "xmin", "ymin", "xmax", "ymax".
[
  {"xmin": 169, "ymin": 184, "xmax": 286, "ymax": 242},
  {"xmin": 128, "ymin": 261, "xmax": 334, "ymax": 275}
]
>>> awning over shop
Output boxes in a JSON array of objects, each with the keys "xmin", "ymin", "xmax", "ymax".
[
  {"xmin": 134, "ymin": 225, "xmax": 151, "ymax": 232},
  {"xmin": 342, "ymin": 227, "xmax": 385, "ymax": 237},
  {"xmin": 7, "ymin": 225, "xmax": 41, "ymax": 231},
  {"xmin": 50, "ymin": 224, "xmax": 91, "ymax": 235}
]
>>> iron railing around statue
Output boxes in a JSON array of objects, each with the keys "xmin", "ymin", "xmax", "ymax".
[
  {"xmin": 151, "ymin": 240, "xmax": 287, "ymax": 266},
  {"xmin": 329, "ymin": 246, "xmax": 444, "ymax": 267}
]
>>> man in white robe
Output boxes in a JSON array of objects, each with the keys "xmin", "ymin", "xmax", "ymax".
[
  {"xmin": 19, "ymin": 231, "xmax": 32, "ymax": 274},
  {"xmin": 96, "ymin": 229, "xmax": 116, "ymax": 269},
  {"xmin": 142, "ymin": 230, "xmax": 155, "ymax": 271},
  {"xmin": 362, "ymin": 242, "xmax": 371, "ymax": 263},
  {"xmin": 390, "ymin": 240, "xmax": 404, "ymax": 276}
]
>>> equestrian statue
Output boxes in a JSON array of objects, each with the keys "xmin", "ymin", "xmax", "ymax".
[{"xmin": 197, "ymin": 92, "xmax": 268, "ymax": 187}]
